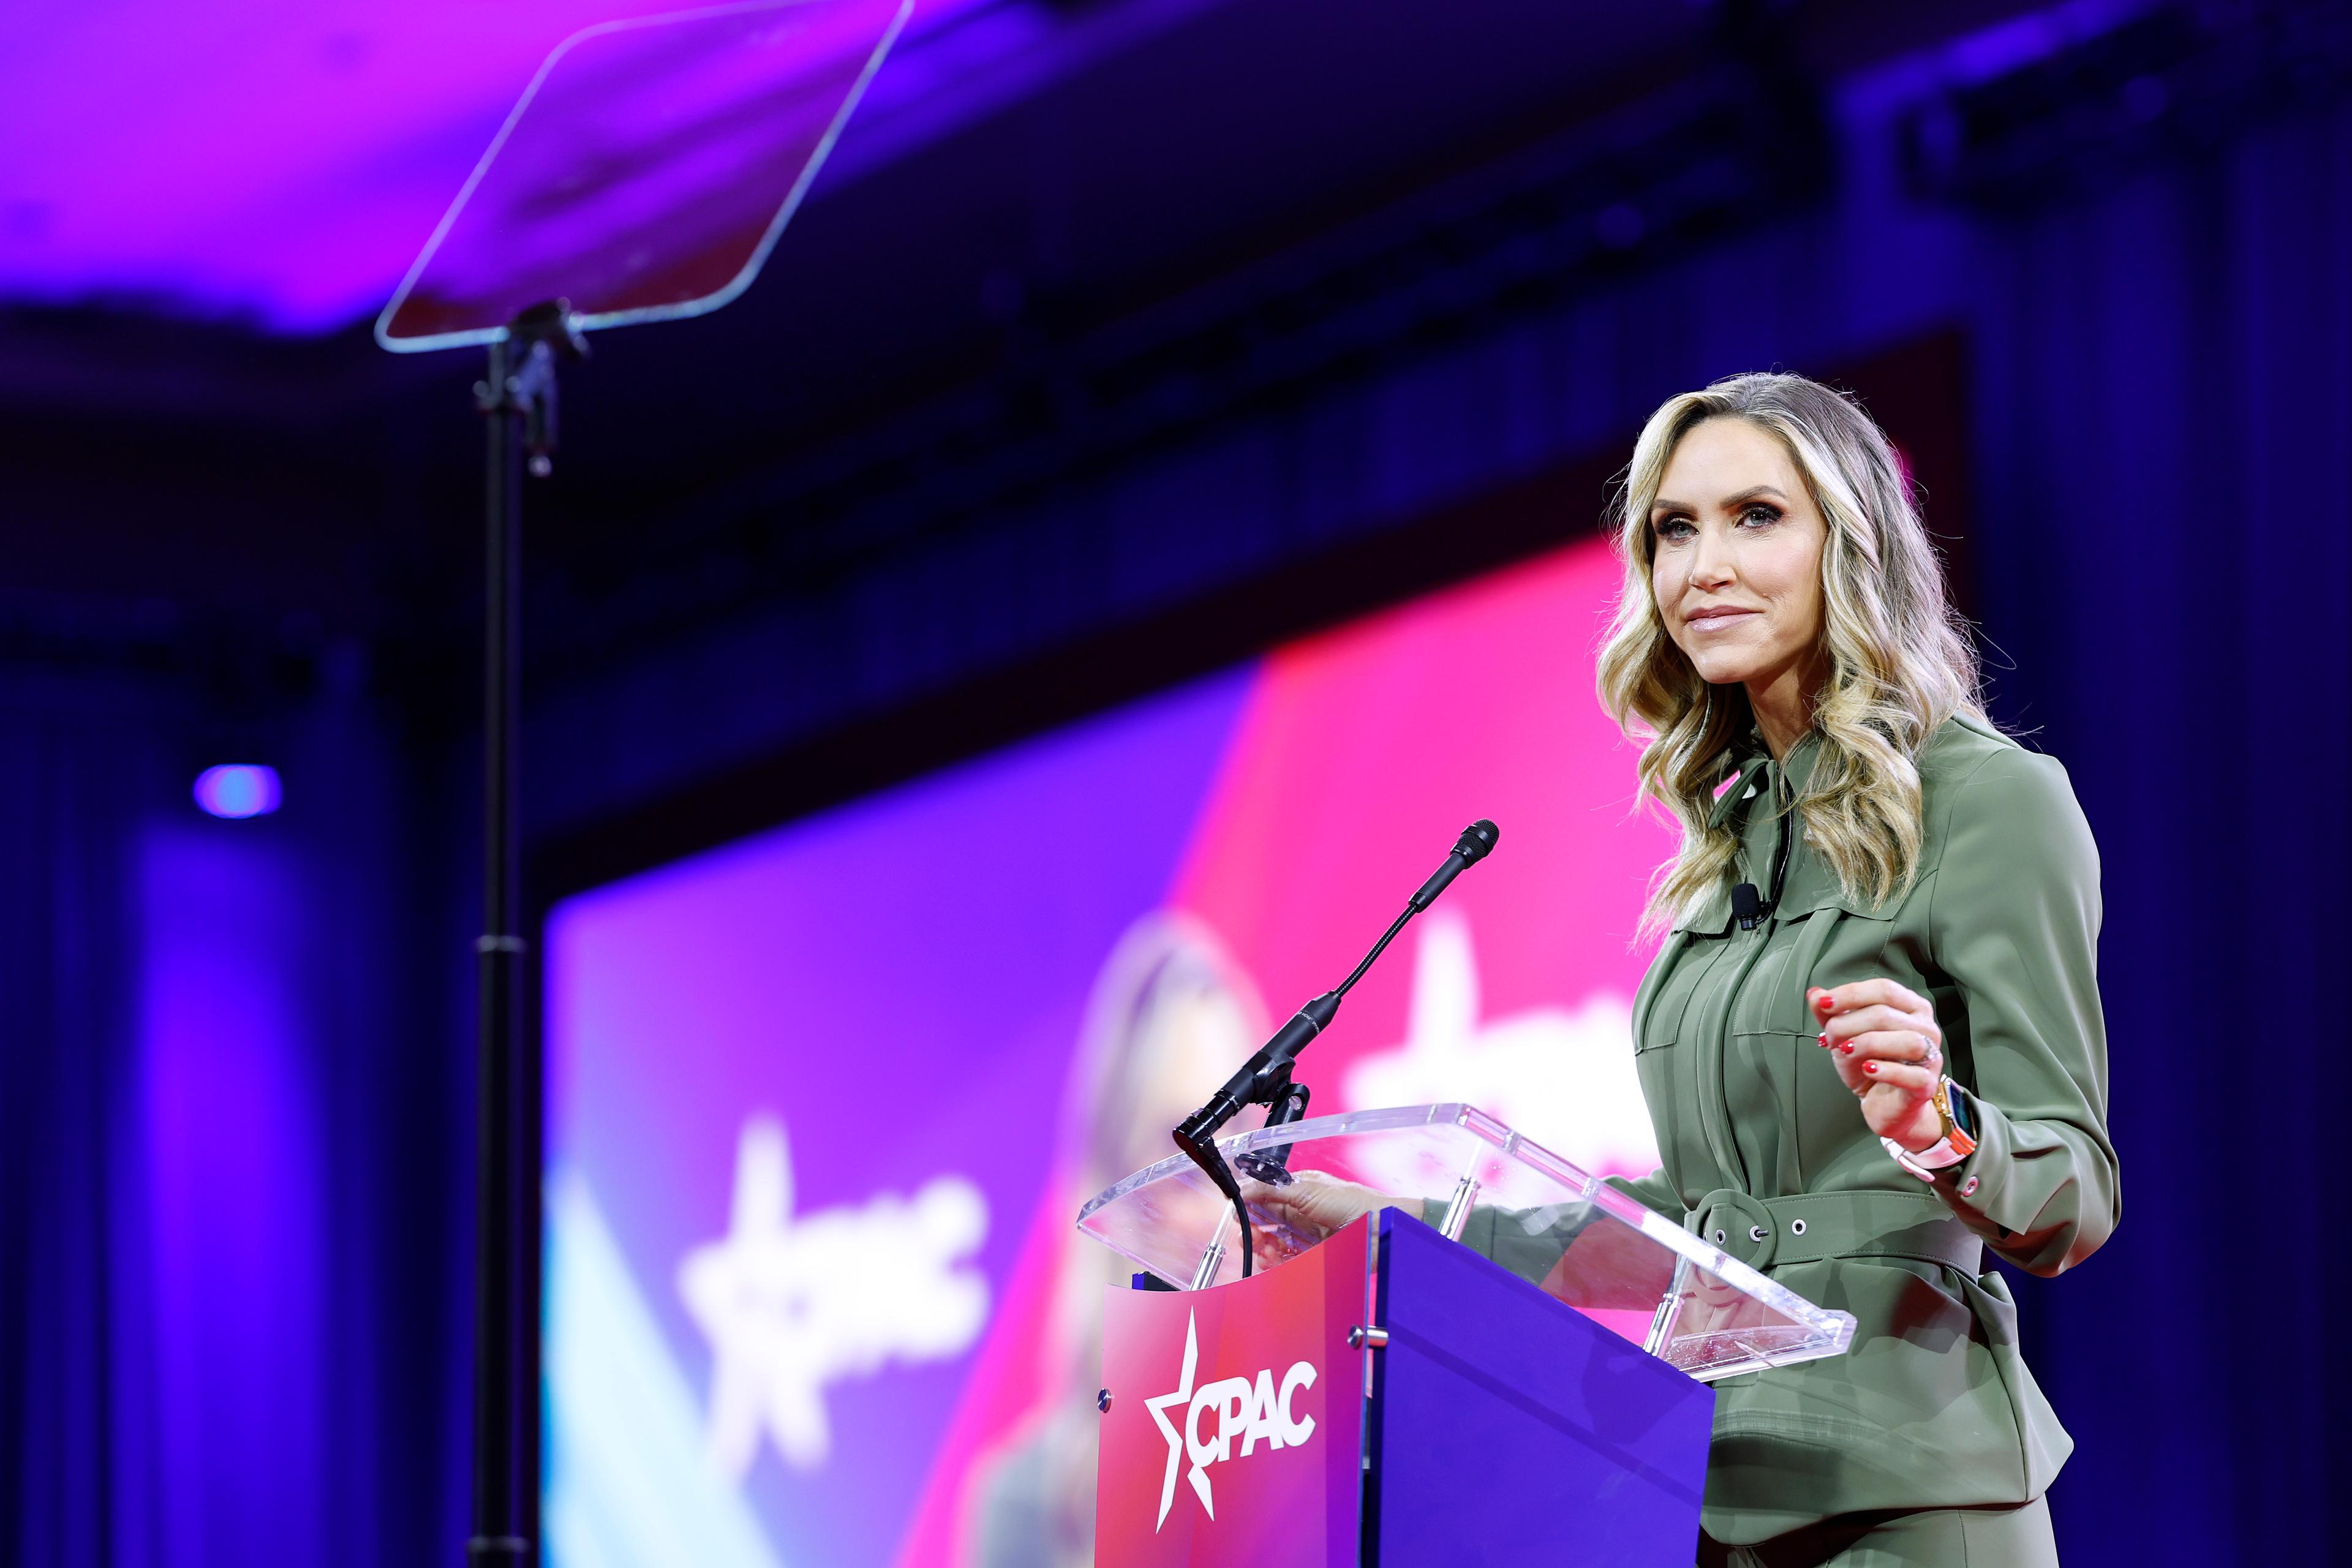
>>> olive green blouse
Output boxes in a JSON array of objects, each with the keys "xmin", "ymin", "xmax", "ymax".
[{"xmin": 1610, "ymin": 715, "xmax": 2119, "ymax": 1544}]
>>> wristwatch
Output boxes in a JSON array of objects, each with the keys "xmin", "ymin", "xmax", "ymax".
[{"xmin": 1882, "ymin": 1077, "xmax": 1977, "ymax": 1182}]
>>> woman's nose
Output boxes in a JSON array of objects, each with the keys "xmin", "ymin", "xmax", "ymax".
[{"xmin": 1689, "ymin": 529, "xmax": 1735, "ymax": 589}]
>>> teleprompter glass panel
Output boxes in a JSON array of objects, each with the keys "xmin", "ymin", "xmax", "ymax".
[
  {"xmin": 377, "ymin": 0, "xmax": 910, "ymax": 351},
  {"xmin": 1077, "ymin": 1102, "xmax": 1856, "ymax": 1384}
]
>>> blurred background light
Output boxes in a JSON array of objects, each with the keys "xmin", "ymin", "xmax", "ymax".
[{"xmin": 194, "ymin": 764, "xmax": 283, "ymax": 819}]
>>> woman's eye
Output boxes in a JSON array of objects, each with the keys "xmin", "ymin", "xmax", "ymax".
[
  {"xmin": 1739, "ymin": 504, "xmax": 1782, "ymax": 528},
  {"xmin": 1651, "ymin": 516, "xmax": 1694, "ymax": 542}
]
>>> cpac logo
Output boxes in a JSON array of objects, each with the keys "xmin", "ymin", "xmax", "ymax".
[
  {"xmin": 677, "ymin": 1114, "xmax": 988, "ymax": 1477},
  {"xmin": 1142, "ymin": 1311, "xmax": 1317, "ymax": 1529}
]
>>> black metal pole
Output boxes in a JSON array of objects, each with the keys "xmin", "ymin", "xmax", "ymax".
[
  {"xmin": 466, "ymin": 304, "xmax": 579, "ymax": 1568},
  {"xmin": 470, "ymin": 333, "xmax": 530, "ymax": 1568}
]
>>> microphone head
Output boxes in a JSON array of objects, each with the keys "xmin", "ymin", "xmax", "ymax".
[{"xmin": 1455, "ymin": 819, "xmax": 1499, "ymax": 864}]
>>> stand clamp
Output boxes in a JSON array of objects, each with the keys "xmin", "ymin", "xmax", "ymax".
[{"xmin": 475, "ymin": 300, "xmax": 588, "ymax": 477}]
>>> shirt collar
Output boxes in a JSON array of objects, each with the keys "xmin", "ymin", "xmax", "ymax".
[
  {"xmin": 1682, "ymin": 729, "xmax": 1834, "ymax": 933},
  {"xmin": 1702, "ymin": 726, "xmax": 1820, "ymax": 831}
]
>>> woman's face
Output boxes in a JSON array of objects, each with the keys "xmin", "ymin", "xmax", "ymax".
[{"xmin": 1648, "ymin": 417, "xmax": 1829, "ymax": 693}]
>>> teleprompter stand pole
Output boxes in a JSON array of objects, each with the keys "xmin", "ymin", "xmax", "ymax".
[{"xmin": 468, "ymin": 301, "xmax": 584, "ymax": 1568}]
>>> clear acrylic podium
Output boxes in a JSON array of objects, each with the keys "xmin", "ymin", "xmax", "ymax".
[
  {"xmin": 1080, "ymin": 1102, "xmax": 1855, "ymax": 1382},
  {"xmin": 1083, "ymin": 1104, "xmax": 1860, "ymax": 1564}
]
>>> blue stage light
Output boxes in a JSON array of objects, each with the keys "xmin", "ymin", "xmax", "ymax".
[{"xmin": 194, "ymin": 764, "xmax": 282, "ymax": 820}]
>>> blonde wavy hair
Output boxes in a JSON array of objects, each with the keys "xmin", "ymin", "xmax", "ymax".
[{"xmin": 1597, "ymin": 372, "xmax": 1981, "ymax": 933}]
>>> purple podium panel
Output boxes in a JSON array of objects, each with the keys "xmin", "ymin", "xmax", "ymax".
[{"xmin": 1370, "ymin": 1210, "xmax": 1714, "ymax": 1567}]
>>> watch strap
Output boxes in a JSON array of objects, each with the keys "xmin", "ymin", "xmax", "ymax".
[
  {"xmin": 1885, "ymin": 1077, "xmax": 1978, "ymax": 1181},
  {"xmin": 1883, "ymin": 1133, "xmax": 1967, "ymax": 1180}
]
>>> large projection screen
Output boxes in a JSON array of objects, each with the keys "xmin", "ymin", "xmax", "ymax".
[{"xmin": 543, "ymin": 532, "xmax": 1679, "ymax": 1568}]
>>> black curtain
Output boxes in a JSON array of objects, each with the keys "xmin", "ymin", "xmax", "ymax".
[
  {"xmin": 0, "ymin": 676, "xmax": 164, "ymax": 1567},
  {"xmin": 0, "ymin": 666, "xmax": 467, "ymax": 1568},
  {"xmin": 1973, "ymin": 107, "xmax": 2352, "ymax": 1564}
]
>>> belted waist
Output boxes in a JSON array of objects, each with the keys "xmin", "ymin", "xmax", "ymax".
[{"xmin": 1685, "ymin": 1188, "xmax": 1983, "ymax": 1275}]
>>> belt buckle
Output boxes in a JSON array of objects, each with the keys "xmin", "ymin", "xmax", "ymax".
[{"xmin": 1689, "ymin": 1189, "xmax": 1778, "ymax": 1270}]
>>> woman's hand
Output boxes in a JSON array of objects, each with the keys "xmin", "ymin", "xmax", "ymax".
[
  {"xmin": 1240, "ymin": 1170, "xmax": 1401, "ymax": 1264},
  {"xmin": 1809, "ymin": 979, "xmax": 1947, "ymax": 1151}
]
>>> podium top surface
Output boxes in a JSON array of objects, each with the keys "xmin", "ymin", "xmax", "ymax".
[{"xmin": 1078, "ymin": 1102, "xmax": 1855, "ymax": 1384}]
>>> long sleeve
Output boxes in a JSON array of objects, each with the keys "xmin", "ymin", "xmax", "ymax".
[
  {"xmin": 1926, "ymin": 747, "xmax": 2119, "ymax": 1276},
  {"xmin": 1605, "ymin": 1167, "xmax": 1679, "ymax": 1219}
]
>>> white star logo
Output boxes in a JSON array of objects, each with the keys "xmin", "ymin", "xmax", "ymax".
[
  {"xmin": 1134, "ymin": 1312, "xmax": 1324, "ymax": 1531},
  {"xmin": 1141, "ymin": 1311, "xmax": 1209, "ymax": 1528},
  {"xmin": 677, "ymin": 1114, "xmax": 990, "ymax": 1478}
]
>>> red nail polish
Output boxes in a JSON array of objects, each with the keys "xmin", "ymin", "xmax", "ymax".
[
  {"xmin": 1863, "ymin": 1062, "xmax": 1878, "ymax": 1074},
  {"xmin": 1838, "ymin": 1043, "xmax": 1853, "ymax": 1054},
  {"xmin": 1817, "ymin": 1033, "xmax": 1828, "ymax": 1047}
]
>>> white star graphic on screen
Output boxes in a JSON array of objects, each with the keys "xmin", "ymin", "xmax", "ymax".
[
  {"xmin": 1342, "ymin": 910, "xmax": 1657, "ymax": 1178},
  {"xmin": 1142, "ymin": 1311, "xmax": 1203, "ymax": 1529},
  {"xmin": 677, "ymin": 1114, "xmax": 990, "ymax": 1478}
]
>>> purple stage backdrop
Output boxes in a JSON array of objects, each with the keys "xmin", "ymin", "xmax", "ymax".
[{"xmin": 542, "ymin": 535, "xmax": 1678, "ymax": 1567}]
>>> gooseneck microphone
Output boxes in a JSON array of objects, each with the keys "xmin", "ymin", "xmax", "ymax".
[
  {"xmin": 1172, "ymin": 818, "xmax": 1498, "ymax": 1278},
  {"xmin": 1410, "ymin": 818, "xmax": 1501, "ymax": 911}
]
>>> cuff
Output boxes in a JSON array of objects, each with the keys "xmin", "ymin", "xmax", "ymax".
[{"xmin": 1931, "ymin": 1090, "xmax": 2015, "ymax": 1240}]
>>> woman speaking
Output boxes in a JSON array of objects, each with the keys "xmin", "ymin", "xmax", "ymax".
[
  {"xmin": 1598, "ymin": 372, "xmax": 2116, "ymax": 1565},
  {"xmin": 1270, "ymin": 372, "xmax": 2117, "ymax": 1566}
]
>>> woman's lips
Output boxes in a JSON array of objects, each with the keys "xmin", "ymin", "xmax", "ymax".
[{"xmin": 1684, "ymin": 606, "xmax": 1759, "ymax": 631}]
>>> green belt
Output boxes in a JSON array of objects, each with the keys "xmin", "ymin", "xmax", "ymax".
[{"xmin": 1685, "ymin": 1187, "xmax": 1983, "ymax": 1275}]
